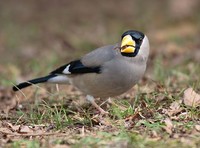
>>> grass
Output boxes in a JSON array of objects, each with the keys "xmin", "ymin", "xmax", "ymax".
[
  {"xmin": 0, "ymin": 53, "xmax": 199, "ymax": 147},
  {"xmin": 1, "ymin": 58, "xmax": 199, "ymax": 147},
  {"xmin": 11, "ymin": 140, "xmax": 40, "ymax": 148}
]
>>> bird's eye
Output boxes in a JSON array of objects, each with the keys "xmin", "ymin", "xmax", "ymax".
[{"xmin": 139, "ymin": 38, "xmax": 143, "ymax": 41}]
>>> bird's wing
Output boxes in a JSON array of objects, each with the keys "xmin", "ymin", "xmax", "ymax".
[
  {"xmin": 50, "ymin": 59, "xmax": 101, "ymax": 74},
  {"xmin": 50, "ymin": 44, "xmax": 118, "ymax": 75},
  {"xmin": 81, "ymin": 44, "xmax": 118, "ymax": 66}
]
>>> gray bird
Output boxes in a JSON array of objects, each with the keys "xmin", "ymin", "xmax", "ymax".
[{"xmin": 13, "ymin": 30, "xmax": 150, "ymax": 114}]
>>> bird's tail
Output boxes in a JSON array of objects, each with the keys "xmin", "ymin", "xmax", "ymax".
[{"xmin": 13, "ymin": 75, "xmax": 56, "ymax": 91}]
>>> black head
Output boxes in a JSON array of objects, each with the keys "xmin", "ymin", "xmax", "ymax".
[{"xmin": 120, "ymin": 30, "xmax": 145, "ymax": 57}]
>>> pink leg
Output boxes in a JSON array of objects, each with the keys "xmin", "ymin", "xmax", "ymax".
[{"xmin": 86, "ymin": 95, "xmax": 108, "ymax": 115}]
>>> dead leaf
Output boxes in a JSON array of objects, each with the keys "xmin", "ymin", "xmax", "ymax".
[
  {"xmin": 18, "ymin": 125, "xmax": 34, "ymax": 134},
  {"xmin": 91, "ymin": 114, "xmax": 112, "ymax": 126},
  {"xmin": 1, "ymin": 122, "xmax": 49, "ymax": 136},
  {"xmin": 2, "ymin": 122, "xmax": 20, "ymax": 132},
  {"xmin": 183, "ymin": 88, "xmax": 200, "ymax": 107},
  {"xmin": 195, "ymin": 125, "xmax": 200, "ymax": 132},
  {"xmin": 170, "ymin": 101, "xmax": 181, "ymax": 110},
  {"xmin": 163, "ymin": 118, "xmax": 173, "ymax": 134},
  {"xmin": 167, "ymin": 100, "xmax": 183, "ymax": 116}
]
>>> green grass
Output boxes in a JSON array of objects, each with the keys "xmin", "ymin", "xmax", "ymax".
[
  {"xmin": 11, "ymin": 140, "xmax": 40, "ymax": 148},
  {"xmin": 1, "ymin": 56, "xmax": 199, "ymax": 147}
]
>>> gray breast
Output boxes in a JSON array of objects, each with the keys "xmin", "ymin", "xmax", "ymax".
[{"xmin": 71, "ymin": 57, "xmax": 146, "ymax": 98}]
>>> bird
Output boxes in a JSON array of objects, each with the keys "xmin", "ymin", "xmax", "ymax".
[{"xmin": 13, "ymin": 30, "xmax": 150, "ymax": 114}]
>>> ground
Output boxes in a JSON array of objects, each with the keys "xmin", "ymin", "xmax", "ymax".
[{"xmin": 0, "ymin": 1, "xmax": 200, "ymax": 147}]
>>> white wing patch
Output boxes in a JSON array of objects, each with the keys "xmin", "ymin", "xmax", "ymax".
[
  {"xmin": 63, "ymin": 65, "xmax": 71, "ymax": 74},
  {"xmin": 47, "ymin": 75, "xmax": 71, "ymax": 84}
]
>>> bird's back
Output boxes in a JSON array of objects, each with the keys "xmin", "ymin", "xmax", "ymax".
[{"xmin": 81, "ymin": 44, "xmax": 119, "ymax": 67}]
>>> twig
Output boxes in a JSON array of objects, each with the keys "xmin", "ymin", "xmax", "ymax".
[{"xmin": 0, "ymin": 130, "xmax": 71, "ymax": 137}]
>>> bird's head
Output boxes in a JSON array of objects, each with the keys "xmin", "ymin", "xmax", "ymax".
[{"xmin": 120, "ymin": 30, "xmax": 149, "ymax": 58}]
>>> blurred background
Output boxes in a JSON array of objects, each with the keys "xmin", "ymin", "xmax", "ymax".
[{"xmin": 0, "ymin": 0, "xmax": 200, "ymax": 86}]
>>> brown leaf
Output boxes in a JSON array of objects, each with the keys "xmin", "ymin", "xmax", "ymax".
[
  {"xmin": 1, "ymin": 122, "xmax": 48, "ymax": 136},
  {"xmin": 18, "ymin": 125, "xmax": 34, "ymax": 134},
  {"xmin": 170, "ymin": 101, "xmax": 181, "ymax": 110},
  {"xmin": 167, "ymin": 101, "xmax": 183, "ymax": 116},
  {"xmin": 183, "ymin": 88, "xmax": 200, "ymax": 107},
  {"xmin": 195, "ymin": 125, "xmax": 200, "ymax": 132},
  {"xmin": 2, "ymin": 122, "xmax": 20, "ymax": 132},
  {"xmin": 0, "ymin": 127, "xmax": 12, "ymax": 134}
]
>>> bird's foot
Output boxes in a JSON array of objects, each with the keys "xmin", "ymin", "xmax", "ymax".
[
  {"xmin": 86, "ymin": 95, "xmax": 108, "ymax": 115},
  {"xmin": 98, "ymin": 107, "xmax": 109, "ymax": 115}
]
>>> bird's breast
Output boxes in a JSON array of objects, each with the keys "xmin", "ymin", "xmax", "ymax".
[{"xmin": 71, "ymin": 59, "xmax": 146, "ymax": 98}]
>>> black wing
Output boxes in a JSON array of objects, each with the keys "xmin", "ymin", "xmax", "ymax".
[{"xmin": 50, "ymin": 60, "xmax": 101, "ymax": 75}]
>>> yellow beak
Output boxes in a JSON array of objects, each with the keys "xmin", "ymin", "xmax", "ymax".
[{"xmin": 121, "ymin": 35, "xmax": 136, "ymax": 53}]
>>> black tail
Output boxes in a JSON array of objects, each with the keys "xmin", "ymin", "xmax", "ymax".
[{"xmin": 13, "ymin": 75, "xmax": 56, "ymax": 91}]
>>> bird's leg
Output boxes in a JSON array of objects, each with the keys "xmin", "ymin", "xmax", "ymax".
[{"xmin": 86, "ymin": 95, "xmax": 108, "ymax": 115}]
